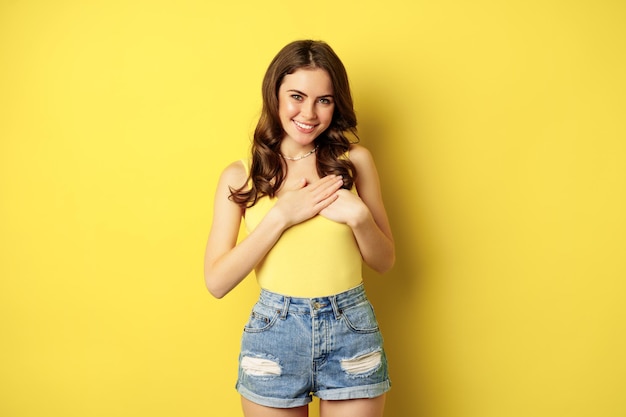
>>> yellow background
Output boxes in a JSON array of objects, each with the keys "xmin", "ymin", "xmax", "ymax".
[{"xmin": 1, "ymin": 1, "xmax": 625, "ymax": 416}]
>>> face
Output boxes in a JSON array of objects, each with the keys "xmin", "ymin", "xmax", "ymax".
[{"xmin": 277, "ymin": 68, "xmax": 335, "ymax": 150}]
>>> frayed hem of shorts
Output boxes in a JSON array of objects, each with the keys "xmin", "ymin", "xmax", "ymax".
[
  {"xmin": 236, "ymin": 384, "xmax": 312, "ymax": 409},
  {"xmin": 315, "ymin": 380, "xmax": 391, "ymax": 401}
]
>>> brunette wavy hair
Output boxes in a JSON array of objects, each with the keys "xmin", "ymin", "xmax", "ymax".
[{"xmin": 230, "ymin": 40, "xmax": 358, "ymax": 208}]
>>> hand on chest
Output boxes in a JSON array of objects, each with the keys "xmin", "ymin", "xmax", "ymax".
[{"xmin": 277, "ymin": 159, "xmax": 321, "ymax": 197}]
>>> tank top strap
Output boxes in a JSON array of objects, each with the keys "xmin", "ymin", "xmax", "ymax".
[{"xmin": 240, "ymin": 158, "xmax": 250, "ymax": 176}]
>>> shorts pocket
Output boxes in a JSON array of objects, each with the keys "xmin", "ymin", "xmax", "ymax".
[
  {"xmin": 243, "ymin": 302, "xmax": 280, "ymax": 333},
  {"xmin": 341, "ymin": 301, "xmax": 380, "ymax": 334}
]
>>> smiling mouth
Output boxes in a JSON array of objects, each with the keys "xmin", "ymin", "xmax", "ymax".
[{"xmin": 293, "ymin": 120, "xmax": 316, "ymax": 132}]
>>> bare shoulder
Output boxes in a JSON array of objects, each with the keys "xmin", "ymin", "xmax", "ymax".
[
  {"xmin": 348, "ymin": 143, "xmax": 383, "ymax": 197},
  {"xmin": 219, "ymin": 160, "xmax": 248, "ymax": 191},
  {"xmin": 349, "ymin": 144, "xmax": 376, "ymax": 172}
]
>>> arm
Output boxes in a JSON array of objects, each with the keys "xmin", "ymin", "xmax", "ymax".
[
  {"xmin": 204, "ymin": 161, "xmax": 343, "ymax": 298},
  {"xmin": 320, "ymin": 145, "xmax": 395, "ymax": 273}
]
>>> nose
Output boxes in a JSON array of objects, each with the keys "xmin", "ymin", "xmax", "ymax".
[{"xmin": 300, "ymin": 100, "xmax": 316, "ymax": 119}]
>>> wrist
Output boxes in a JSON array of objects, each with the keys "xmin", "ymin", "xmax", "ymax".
[
  {"xmin": 347, "ymin": 206, "xmax": 371, "ymax": 229},
  {"xmin": 266, "ymin": 205, "xmax": 292, "ymax": 231}
]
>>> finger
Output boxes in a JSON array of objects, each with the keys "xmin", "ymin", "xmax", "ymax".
[
  {"xmin": 312, "ymin": 177, "xmax": 343, "ymax": 199},
  {"xmin": 290, "ymin": 177, "xmax": 308, "ymax": 190},
  {"xmin": 309, "ymin": 174, "xmax": 338, "ymax": 189},
  {"xmin": 314, "ymin": 192, "xmax": 340, "ymax": 211}
]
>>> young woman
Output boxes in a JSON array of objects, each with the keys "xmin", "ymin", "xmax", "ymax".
[{"xmin": 204, "ymin": 40, "xmax": 395, "ymax": 417}]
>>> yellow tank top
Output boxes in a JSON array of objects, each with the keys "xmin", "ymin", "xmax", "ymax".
[{"xmin": 242, "ymin": 160, "xmax": 363, "ymax": 297}]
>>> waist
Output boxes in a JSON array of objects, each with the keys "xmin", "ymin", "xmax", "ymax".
[
  {"xmin": 256, "ymin": 270, "xmax": 363, "ymax": 298},
  {"xmin": 257, "ymin": 283, "xmax": 368, "ymax": 316}
]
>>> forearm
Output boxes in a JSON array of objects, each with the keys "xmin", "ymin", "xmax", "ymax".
[
  {"xmin": 204, "ymin": 210, "xmax": 288, "ymax": 298},
  {"xmin": 205, "ymin": 172, "xmax": 344, "ymax": 298},
  {"xmin": 349, "ymin": 211, "xmax": 395, "ymax": 274}
]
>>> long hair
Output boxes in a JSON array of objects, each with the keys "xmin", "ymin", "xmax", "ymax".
[{"xmin": 230, "ymin": 40, "xmax": 358, "ymax": 208}]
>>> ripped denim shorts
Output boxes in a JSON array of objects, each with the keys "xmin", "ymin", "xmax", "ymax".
[{"xmin": 235, "ymin": 283, "xmax": 390, "ymax": 408}]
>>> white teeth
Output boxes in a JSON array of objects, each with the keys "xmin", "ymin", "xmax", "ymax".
[{"xmin": 293, "ymin": 120, "xmax": 315, "ymax": 130}]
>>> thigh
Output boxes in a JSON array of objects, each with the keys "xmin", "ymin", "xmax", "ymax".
[
  {"xmin": 320, "ymin": 394, "xmax": 386, "ymax": 417},
  {"xmin": 237, "ymin": 302, "xmax": 313, "ymax": 407},
  {"xmin": 242, "ymin": 397, "xmax": 309, "ymax": 417}
]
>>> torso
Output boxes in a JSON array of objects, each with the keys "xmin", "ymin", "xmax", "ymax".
[{"xmin": 241, "ymin": 156, "xmax": 363, "ymax": 298}]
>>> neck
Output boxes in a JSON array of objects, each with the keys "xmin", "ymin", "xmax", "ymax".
[{"xmin": 279, "ymin": 144, "xmax": 318, "ymax": 161}]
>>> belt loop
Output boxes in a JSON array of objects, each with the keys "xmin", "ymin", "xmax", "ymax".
[
  {"xmin": 280, "ymin": 296, "xmax": 290, "ymax": 319},
  {"xmin": 329, "ymin": 295, "xmax": 342, "ymax": 320}
]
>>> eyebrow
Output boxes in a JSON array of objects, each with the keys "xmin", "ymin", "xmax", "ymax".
[{"xmin": 287, "ymin": 89, "xmax": 334, "ymax": 99}]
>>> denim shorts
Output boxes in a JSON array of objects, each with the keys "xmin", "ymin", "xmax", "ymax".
[{"xmin": 235, "ymin": 283, "xmax": 390, "ymax": 408}]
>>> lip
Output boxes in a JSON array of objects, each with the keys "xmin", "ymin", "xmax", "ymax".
[{"xmin": 292, "ymin": 119, "xmax": 317, "ymax": 133}]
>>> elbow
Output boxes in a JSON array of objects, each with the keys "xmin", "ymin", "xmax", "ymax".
[
  {"xmin": 207, "ymin": 286, "xmax": 227, "ymax": 299},
  {"xmin": 204, "ymin": 260, "xmax": 246, "ymax": 299},
  {"xmin": 204, "ymin": 259, "xmax": 232, "ymax": 299},
  {"xmin": 204, "ymin": 271, "xmax": 229, "ymax": 299},
  {"xmin": 205, "ymin": 280, "xmax": 228, "ymax": 299},
  {"xmin": 376, "ymin": 256, "xmax": 396, "ymax": 274},
  {"xmin": 368, "ymin": 254, "xmax": 396, "ymax": 274},
  {"xmin": 368, "ymin": 250, "xmax": 396, "ymax": 275}
]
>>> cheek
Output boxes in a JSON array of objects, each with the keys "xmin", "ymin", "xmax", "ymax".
[
  {"xmin": 321, "ymin": 107, "xmax": 335, "ymax": 124},
  {"xmin": 280, "ymin": 101, "xmax": 298, "ymax": 118}
]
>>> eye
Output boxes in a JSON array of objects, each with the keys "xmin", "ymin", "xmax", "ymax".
[
  {"xmin": 290, "ymin": 94, "xmax": 303, "ymax": 101},
  {"xmin": 319, "ymin": 98, "xmax": 333, "ymax": 105}
]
